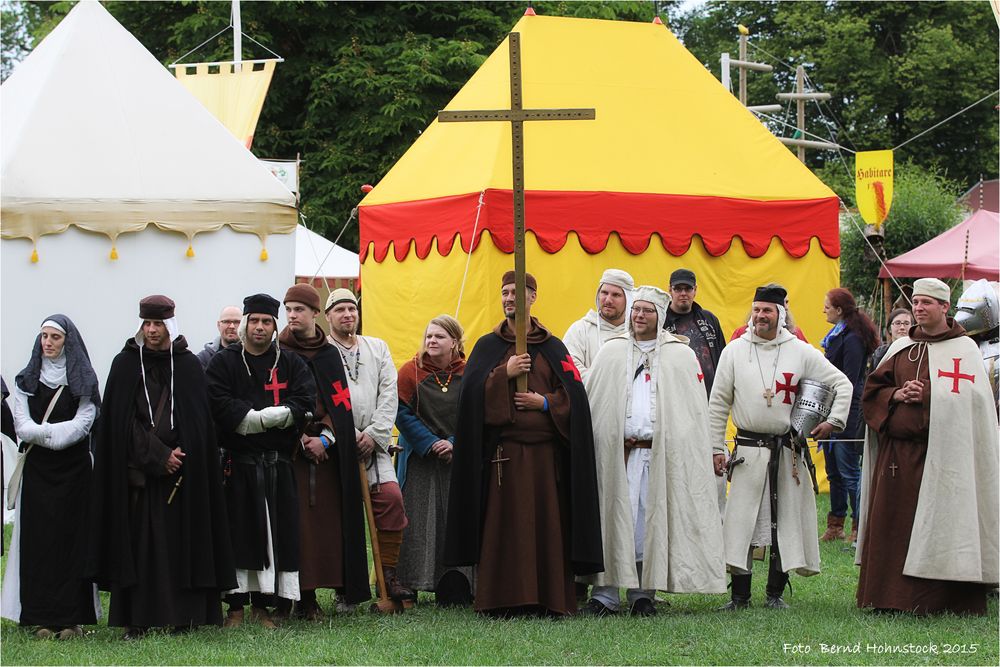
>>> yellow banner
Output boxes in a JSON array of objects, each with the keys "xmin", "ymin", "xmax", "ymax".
[
  {"xmin": 175, "ymin": 60, "xmax": 277, "ymax": 149},
  {"xmin": 855, "ymin": 150, "xmax": 894, "ymax": 230}
]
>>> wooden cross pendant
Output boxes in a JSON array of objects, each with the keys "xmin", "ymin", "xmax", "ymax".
[
  {"xmin": 762, "ymin": 387, "xmax": 775, "ymax": 407},
  {"xmin": 491, "ymin": 445, "xmax": 511, "ymax": 488},
  {"xmin": 889, "ymin": 461, "xmax": 898, "ymax": 478}
]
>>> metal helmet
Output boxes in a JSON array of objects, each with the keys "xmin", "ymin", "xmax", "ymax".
[
  {"xmin": 790, "ymin": 379, "xmax": 837, "ymax": 438},
  {"xmin": 955, "ymin": 279, "xmax": 1000, "ymax": 336}
]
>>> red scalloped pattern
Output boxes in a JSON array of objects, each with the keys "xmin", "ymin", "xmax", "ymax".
[{"xmin": 359, "ymin": 189, "xmax": 840, "ymax": 262}]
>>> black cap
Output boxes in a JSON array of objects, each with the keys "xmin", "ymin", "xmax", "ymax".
[
  {"xmin": 753, "ymin": 285, "xmax": 787, "ymax": 305},
  {"xmin": 669, "ymin": 268, "xmax": 696, "ymax": 288},
  {"xmin": 243, "ymin": 293, "xmax": 280, "ymax": 318}
]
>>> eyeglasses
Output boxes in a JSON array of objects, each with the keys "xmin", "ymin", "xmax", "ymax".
[
  {"xmin": 631, "ymin": 306, "xmax": 657, "ymax": 315},
  {"xmin": 220, "ymin": 319, "xmax": 241, "ymax": 326},
  {"xmin": 890, "ymin": 320, "xmax": 911, "ymax": 327}
]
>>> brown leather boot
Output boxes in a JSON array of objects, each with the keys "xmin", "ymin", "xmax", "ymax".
[
  {"xmin": 384, "ymin": 566, "xmax": 417, "ymax": 602},
  {"xmin": 248, "ymin": 606, "xmax": 278, "ymax": 629},
  {"xmin": 820, "ymin": 513, "xmax": 846, "ymax": 541},
  {"xmin": 846, "ymin": 518, "xmax": 858, "ymax": 543},
  {"xmin": 222, "ymin": 608, "xmax": 244, "ymax": 629}
]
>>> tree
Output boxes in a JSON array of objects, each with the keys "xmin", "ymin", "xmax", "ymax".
[
  {"xmin": 1, "ymin": 0, "xmax": 41, "ymax": 82},
  {"xmin": 19, "ymin": 0, "xmax": 655, "ymax": 250},
  {"xmin": 675, "ymin": 1, "xmax": 998, "ymax": 188}
]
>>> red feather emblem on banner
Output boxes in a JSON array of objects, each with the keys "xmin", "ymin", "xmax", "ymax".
[{"xmin": 872, "ymin": 181, "xmax": 887, "ymax": 229}]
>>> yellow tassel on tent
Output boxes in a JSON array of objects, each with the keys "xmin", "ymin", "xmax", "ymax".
[
  {"xmin": 30, "ymin": 248, "xmax": 38, "ymax": 263},
  {"xmin": 110, "ymin": 245, "xmax": 119, "ymax": 260},
  {"xmin": 260, "ymin": 247, "xmax": 268, "ymax": 261},
  {"xmin": 186, "ymin": 243, "xmax": 195, "ymax": 258}
]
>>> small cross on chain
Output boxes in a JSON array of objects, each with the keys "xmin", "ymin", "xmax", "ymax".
[
  {"xmin": 762, "ymin": 387, "xmax": 775, "ymax": 408},
  {"xmin": 889, "ymin": 461, "xmax": 898, "ymax": 478}
]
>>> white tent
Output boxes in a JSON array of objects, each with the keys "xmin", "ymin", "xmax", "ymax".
[
  {"xmin": 295, "ymin": 225, "xmax": 359, "ymax": 285},
  {"xmin": 0, "ymin": 0, "xmax": 298, "ymax": 389}
]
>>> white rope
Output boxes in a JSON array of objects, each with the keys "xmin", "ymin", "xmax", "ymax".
[
  {"xmin": 169, "ymin": 23, "xmax": 284, "ymax": 66},
  {"xmin": 893, "ymin": 89, "xmax": 1000, "ymax": 151},
  {"xmin": 308, "ymin": 207, "xmax": 357, "ymax": 284},
  {"xmin": 169, "ymin": 24, "xmax": 232, "ymax": 67},
  {"xmin": 454, "ymin": 191, "xmax": 487, "ymax": 320}
]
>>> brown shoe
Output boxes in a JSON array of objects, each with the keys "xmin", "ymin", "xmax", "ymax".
[
  {"xmin": 222, "ymin": 608, "xmax": 244, "ymax": 629},
  {"xmin": 846, "ymin": 518, "xmax": 858, "ymax": 543},
  {"xmin": 296, "ymin": 600, "xmax": 324, "ymax": 622},
  {"xmin": 820, "ymin": 513, "xmax": 846, "ymax": 542},
  {"xmin": 35, "ymin": 627, "xmax": 57, "ymax": 639},
  {"xmin": 248, "ymin": 606, "xmax": 278, "ymax": 629},
  {"xmin": 384, "ymin": 566, "xmax": 416, "ymax": 602},
  {"xmin": 57, "ymin": 626, "xmax": 84, "ymax": 640}
]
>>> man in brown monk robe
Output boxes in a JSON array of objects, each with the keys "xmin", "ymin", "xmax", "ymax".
[
  {"xmin": 445, "ymin": 271, "xmax": 603, "ymax": 616},
  {"xmin": 858, "ymin": 278, "xmax": 999, "ymax": 615},
  {"xmin": 277, "ymin": 284, "xmax": 369, "ymax": 618}
]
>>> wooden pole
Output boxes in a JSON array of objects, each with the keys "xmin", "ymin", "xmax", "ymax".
[
  {"xmin": 795, "ymin": 65, "xmax": 805, "ymax": 162},
  {"xmin": 509, "ymin": 34, "xmax": 528, "ymax": 393},
  {"xmin": 882, "ymin": 278, "xmax": 893, "ymax": 327},
  {"xmin": 436, "ymin": 32, "xmax": 595, "ymax": 393},
  {"xmin": 359, "ymin": 460, "xmax": 400, "ymax": 614},
  {"xmin": 738, "ymin": 35, "xmax": 747, "ymax": 106}
]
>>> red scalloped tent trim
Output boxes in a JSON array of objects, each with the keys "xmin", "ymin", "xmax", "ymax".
[{"xmin": 359, "ymin": 189, "xmax": 840, "ymax": 262}]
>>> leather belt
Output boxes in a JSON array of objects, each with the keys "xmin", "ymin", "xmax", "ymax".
[
  {"xmin": 230, "ymin": 449, "xmax": 290, "ymax": 569},
  {"xmin": 625, "ymin": 439, "xmax": 653, "ymax": 449},
  {"xmin": 734, "ymin": 429, "xmax": 784, "ymax": 572},
  {"xmin": 624, "ymin": 439, "xmax": 652, "ymax": 465},
  {"xmin": 735, "ymin": 430, "xmax": 792, "ymax": 449}
]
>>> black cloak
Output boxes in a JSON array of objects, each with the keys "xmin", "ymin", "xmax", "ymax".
[
  {"xmin": 280, "ymin": 336, "xmax": 371, "ymax": 605},
  {"xmin": 443, "ymin": 328, "xmax": 604, "ymax": 576},
  {"xmin": 206, "ymin": 342, "xmax": 315, "ymax": 572},
  {"xmin": 85, "ymin": 337, "xmax": 236, "ymax": 595}
]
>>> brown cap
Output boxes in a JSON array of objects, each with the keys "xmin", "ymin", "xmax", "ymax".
[
  {"xmin": 501, "ymin": 270, "xmax": 537, "ymax": 291},
  {"xmin": 139, "ymin": 295, "xmax": 175, "ymax": 320},
  {"xmin": 284, "ymin": 283, "xmax": 321, "ymax": 312}
]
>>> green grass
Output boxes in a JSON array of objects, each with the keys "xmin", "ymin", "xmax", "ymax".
[{"xmin": 2, "ymin": 496, "xmax": 997, "ymax": 666}]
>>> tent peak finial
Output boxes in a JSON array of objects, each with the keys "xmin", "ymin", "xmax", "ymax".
[
  {"xmin": 652, "ymin": 16, "xmax": 664, "ymax": 25},
  {"xmin": 524, "ymin": 4, "xmax": 536, "ymax": 16}
]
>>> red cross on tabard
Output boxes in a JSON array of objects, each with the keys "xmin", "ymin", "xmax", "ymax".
[
  {"xmin": 331, "ymin": 380, "xmax": 352, "ymax": 411},
  {"xmin": 697, "ymin": 365, "xmax": 704, "ymax": 383},
  {"xmin": 775, "ymin": 372, "xmax": 799, "ymax": 405},
  {"xmin": 561, "ymin": 355, "xmax": 581, "ymax": 383},
  {"xmin": 937, "ymin": 358, "xmax": 975, "ymax": 394},
  {"xmin": 263, "ymin": 367, "xmax": 287, "ymax": 406}
]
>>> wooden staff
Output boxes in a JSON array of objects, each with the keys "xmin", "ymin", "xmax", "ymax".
[{"xmin": 358, "ymin": 460, "xmax": 401, "ymax": 614}]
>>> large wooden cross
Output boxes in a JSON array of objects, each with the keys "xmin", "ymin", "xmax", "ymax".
[{"xmin": 438, "ymin": 32, "xmax": 595, "ymax": 391}]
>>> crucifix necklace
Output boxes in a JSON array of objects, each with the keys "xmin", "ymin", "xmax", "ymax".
[{"xmin": 753, "ymin": 344, "xmax": 781, "ymax": 407}]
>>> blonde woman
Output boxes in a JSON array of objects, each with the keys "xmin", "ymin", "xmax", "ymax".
[{"xmin": 395, "ymin": 315, "xmax": 472, "ymax": 605}]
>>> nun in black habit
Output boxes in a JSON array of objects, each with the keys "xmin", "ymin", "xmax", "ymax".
[{"xmin": 1, "ymin": 315, "xmax": 101, "ymax": 639}]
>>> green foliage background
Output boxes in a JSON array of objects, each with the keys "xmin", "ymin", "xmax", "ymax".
[{"xmin": 2, "ymin": 0, "xmax": 996, "ymax": 271}]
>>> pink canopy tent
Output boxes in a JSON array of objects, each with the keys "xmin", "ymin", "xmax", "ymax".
[{"xmin": 880, "ymin": 209, "xmax": 1000, "ymax": 281}]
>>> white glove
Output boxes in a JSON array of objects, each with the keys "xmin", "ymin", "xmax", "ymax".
[
  {"xmin": 260, "ymin": 406, "xmax": 293, "ymax": 429},
  {"xmin": 16, "ymin": 421, "xmax": 44, "ymax": 444},
  {"xmin": 236, "ymin": 410, "xmax": 266, "ymax": 436}
]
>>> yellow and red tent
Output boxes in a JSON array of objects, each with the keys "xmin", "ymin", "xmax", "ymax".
[{"xmin": 359, "ymin": 14, "xmax": 839, "ymax": 369}]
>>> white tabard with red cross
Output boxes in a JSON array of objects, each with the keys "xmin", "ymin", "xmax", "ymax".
[{"xmin": 707, "ymin": 328, "xmax": 854, "ymax": 576}]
